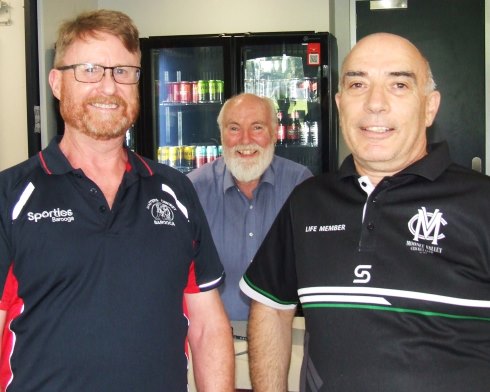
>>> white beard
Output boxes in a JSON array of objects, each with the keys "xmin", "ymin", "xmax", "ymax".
[{"xmin": 223, "ymin": 142, "xmax": 274, "ymax": 183}]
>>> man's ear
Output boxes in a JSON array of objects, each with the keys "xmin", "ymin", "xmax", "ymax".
[
  {"xmin": 48, "ymin": 69, "xmax": 62, "ymax": 100},
  {"xmin": 425, "ymin": 90, "xmax": 441, "ymax": 127}
]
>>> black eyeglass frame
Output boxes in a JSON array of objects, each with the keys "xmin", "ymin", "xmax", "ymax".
[{"xmin": 56, "ymin": 63, "xmax": 141, "ymax": 85}]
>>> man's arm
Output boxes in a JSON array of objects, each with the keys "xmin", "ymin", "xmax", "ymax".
[
  {"xmin": 0, "ymin": 309, "xmax": 5, "ymax": 359},
  {"xmin": 186, "ymin": 288, "xmax": 234, "ymax": 391},
  {"xmin": 248, "ymin": 300, "xmax": 296, "ymax": 392}
]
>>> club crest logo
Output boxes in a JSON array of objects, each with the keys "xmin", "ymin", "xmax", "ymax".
[
  {"xmin": 406, "ymin": 207, "xmax": 446, "ymax": 254},
  {"xmin": 147, "ymin": 198, "xmax": 176, "ymax": 226}
]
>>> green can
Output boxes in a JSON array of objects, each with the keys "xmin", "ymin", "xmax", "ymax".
[
  {"xmin": 208, "ymin": 80, "xmax": 218, "ymax": 102},
  {"xmin": 197, "ymin": 80, "xmax": 209, "ymax": 102},
  {"xmin": 217, "ymin": 80, "xmax": 224, "ymax": 103}
]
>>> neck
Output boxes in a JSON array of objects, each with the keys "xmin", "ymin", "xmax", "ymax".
[
  {"xmin": 235, "ymin": 178, "xmax": 260, "ymax": 200},
  {"xmin": 59, "ymin": 131, "xmax": 128, "ymax": 208}
]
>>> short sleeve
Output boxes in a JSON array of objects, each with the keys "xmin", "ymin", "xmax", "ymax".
[{"xmin": 184, "ymin": 181, "xmax": 225, "ymax": 294}]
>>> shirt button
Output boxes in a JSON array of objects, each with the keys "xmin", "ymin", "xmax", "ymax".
[
  {"xmin": 367, "ymin": 222, "xmax": 375, "ymax": 231},
  {"xmin": 249, "ymin": 232, "xmax": 254, "ymax": 237},
  {"xmin": 249, "ymin": 205, "xmax": 254, "ymax": 210},
  {"xmin": 90, "ymin": 188, "xmax": 98, "ymax": 195},
  {"xmin": 99, "ymin": 205, "xmax": 107, "ymax": 213}
]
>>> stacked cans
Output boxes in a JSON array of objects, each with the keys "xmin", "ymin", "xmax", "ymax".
[
  {"xmin": 158, "ymin": 145, "xmax": 223, "ymax": 171},
  {"xmin": 165, "ymin": 80, "xmax": 224, "ymax": 104}
]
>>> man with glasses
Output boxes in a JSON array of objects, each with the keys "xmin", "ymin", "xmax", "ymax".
[{"xmin": 0, "ymin": 9, "xmax": 233, "ymax": 392}]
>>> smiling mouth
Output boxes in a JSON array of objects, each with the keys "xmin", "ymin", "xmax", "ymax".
[
  {"xmin": 361, "ymin": 126, "xmax": 394, "ymax": 133},
  {"xmin": 238, "ymin": 149, "xmax": 258, "ymax": 156},
  {"xmin": 91, "ymin": 102, "xmax": 119, "ymax": 110}
]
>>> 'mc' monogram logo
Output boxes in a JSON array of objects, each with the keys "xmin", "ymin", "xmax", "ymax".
[{"xmin": 408, "ymin": 207, "xmax": 447, "ymax": 245}]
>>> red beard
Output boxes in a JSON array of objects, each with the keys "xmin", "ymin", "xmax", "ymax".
[{"xmin": 59, "ymin": 87, "xmax": 140, "ymax": 141}]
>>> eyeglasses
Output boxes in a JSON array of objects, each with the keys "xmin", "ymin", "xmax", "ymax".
[{"xmin": 56, "ymin": 63, "xmax": 141, "ymax": 85}]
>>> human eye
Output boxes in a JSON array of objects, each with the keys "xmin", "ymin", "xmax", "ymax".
[
  {"xmin": 393, "ymin": 81, "xmax": 408, "ymax": 89},
  {"xmin": 349, "ymin": 81, "xmax": 364, "ymax": 89},
  {"xmin": 390, "ymin": 79, "xmax": 412, "ymax": 95},
  {"xmin": 253, "ymin": 124, "xmax": 264, "ymax": 131},
  {"xmin": 342, "ymin": 72, "xmax": 367, "ymax": 93},
  {"xmin": 114, "ymin": 67, "xmax": 129, "ymax": 77},
  {"xmin": 81, "ymin": 64, "xmax": 99, "ymax": 74}
]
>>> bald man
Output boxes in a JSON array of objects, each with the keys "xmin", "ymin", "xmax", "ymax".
[{"xmin": 241, "ymin": 33, "xmax": 490, "ymax": 392}]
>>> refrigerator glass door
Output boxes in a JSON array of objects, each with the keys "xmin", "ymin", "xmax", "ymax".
[
  {"xmin": 239, "ymin": 36, "xmax": 328, "ymax": 174},
  {"xmin": 149, "ymin": 45, "xmax": 225, "ymax": 173}
]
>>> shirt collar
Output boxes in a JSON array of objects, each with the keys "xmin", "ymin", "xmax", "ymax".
[
  {"xmin": 223, "ymin": 155, "xmax": 277, "ymax": 193},
  {"xmin": 339, "ymin": 141, "xmax": 452, "ymax": 182},
  {"xmin": 38, "ymin": 136, "xmax": 153, "ymax": 178}
]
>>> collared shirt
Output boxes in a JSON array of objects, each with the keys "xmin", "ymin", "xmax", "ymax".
[
  {"xmin": 188, "ymin": 155, "xmax": 312, "ymax": 320},
  {"xmin": 241, "ymin": 142, "xmax": 490, "ymax": 391},
  {"xmin": 0, "ymin": 137, "xmax": 224, "ymax": 391}
]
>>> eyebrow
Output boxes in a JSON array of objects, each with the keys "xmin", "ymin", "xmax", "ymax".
[{"xmin": 342, "ymin": 70, "xmax": 418, "ymax": 85}]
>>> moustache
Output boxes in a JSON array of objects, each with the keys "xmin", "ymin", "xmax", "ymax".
[{"xmin": 86, "ymin": 96, "xmax": 127, "ymax": 107}]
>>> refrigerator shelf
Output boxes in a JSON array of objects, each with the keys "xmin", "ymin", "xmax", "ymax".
[{"xmin": 159, "ymin": 101, "xmax": 223, "ymax": 107}]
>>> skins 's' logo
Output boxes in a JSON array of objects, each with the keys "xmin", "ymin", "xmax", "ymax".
[
  {"xmin": 147, "ymin": 198, "xmax": 176, "ymax": 226},
  {"xmin": 406, "ymin": 207, "xmax": 446, "ymax": 254}
]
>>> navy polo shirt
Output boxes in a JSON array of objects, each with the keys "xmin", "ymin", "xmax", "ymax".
[
  {"xmin": 0, "ymin": 137, "xmax": 224, "ymax": 391},
  {"xmin": 241, "ymin": 142, "xmax": 490, "ymax": 391}
]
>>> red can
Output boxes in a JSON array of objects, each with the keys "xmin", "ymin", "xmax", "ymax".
[
  {"xmin": 172, "ymin": 82, "xmax": 181, "ymax": 103},
  {"xmin": 165, "ymin": 82, "xmax": 174, "ymax": 102},
  {"xmin": 206, "ymin": 145, "xmax": 218, "ymax": 163},
  {"xmin": 195, "ymin": 146, "xmax": 207, "ymax": 168},
  {"xmin": 191, "ymin": 81, "xmax": 199, "ymax": 103},
  {"xmin": 180, "ymin": 82, "xmax": 191, "ymax": 103}
]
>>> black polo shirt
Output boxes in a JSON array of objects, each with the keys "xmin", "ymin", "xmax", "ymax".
[
  {"xmin": 0, "ymin": 137, "xmax": 224, "ymax": 391},
  {"xmin": 241, "ymin": 142, "xmax": 490, "ymax": 391}
]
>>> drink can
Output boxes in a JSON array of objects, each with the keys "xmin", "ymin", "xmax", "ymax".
[
  {"xmin": 206, "ymin": 145, "xmax": 218, "ymax": 163},
  {"xmin": 158, "ymin": 146, "xmax": 169, "ymax": 165},
  {"xmin": 183, "ymin": 146, "xmax": 196, "ymax": 169},
  {"xmin": 195, "ymin": 146, "xmax": 207, "ymax": 168},
  {"xmin": 172, "ymin": 82, "xmax": 181, "ymax": 103},
  {"xmin": 180, "ymin": 82, "xmax": 191, "ymax": 103},
  {"xmin": 191, "ymin": 81, "xmax": 199, "ymax": 103},
  {"xmin": 197, "ymin": 80, "xmax": 209, "ymax": 102},
  {"xmin": 169, "ymin": 146, "xmax": 182, "ymax": 168},
  {"xmin": 208, "ymin": 80, "xmax": 218, "ymax": 102},
  {"xmin": 165, "ymin": 82, "xmax": 173, "ymax": 102},
  {"xmin": 217, "ymin": 80, "xmax": 224, "ymax": 103}
]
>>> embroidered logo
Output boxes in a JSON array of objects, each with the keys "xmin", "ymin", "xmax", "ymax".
[
  {"xmin": 27, "ymin": 208, "xmax": 75, "ymax": 223},
  {"xmin": 147, "ymin": 198, "xmax": 176, "ymax": 226},
  {"xmin": 406, "ymin": 207, "xmax": 446, "ymax": 254}
]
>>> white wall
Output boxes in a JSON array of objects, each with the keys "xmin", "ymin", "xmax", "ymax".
[
  {"xmin": 0, "ymin": 0, "xmax": 28, "ymax": 170},
  {"xmin": 37, "ymin": 0, "xmax": 98, "ymax": 147},
  {"xmin": 98, "ymin": 0, "xmax": 330, "ymax": 37}
]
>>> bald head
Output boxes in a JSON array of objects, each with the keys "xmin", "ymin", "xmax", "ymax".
[{"xmin": 340, "ymin": 33, "xmax": 436, "ymax": 94}]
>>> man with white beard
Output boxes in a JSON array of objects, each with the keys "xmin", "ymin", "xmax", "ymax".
[{"xmin": 188, "ymin": 93, "xmax": 312, "ymax": 322}]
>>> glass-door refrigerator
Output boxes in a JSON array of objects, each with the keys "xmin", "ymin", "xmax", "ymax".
[
  {"xmin": 137, "ymin": 32, "xmax": 338, "ymax": 175},
  {"xmin": 138, "ymin": 35, "xmax": 233, "ymax": 173}
]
